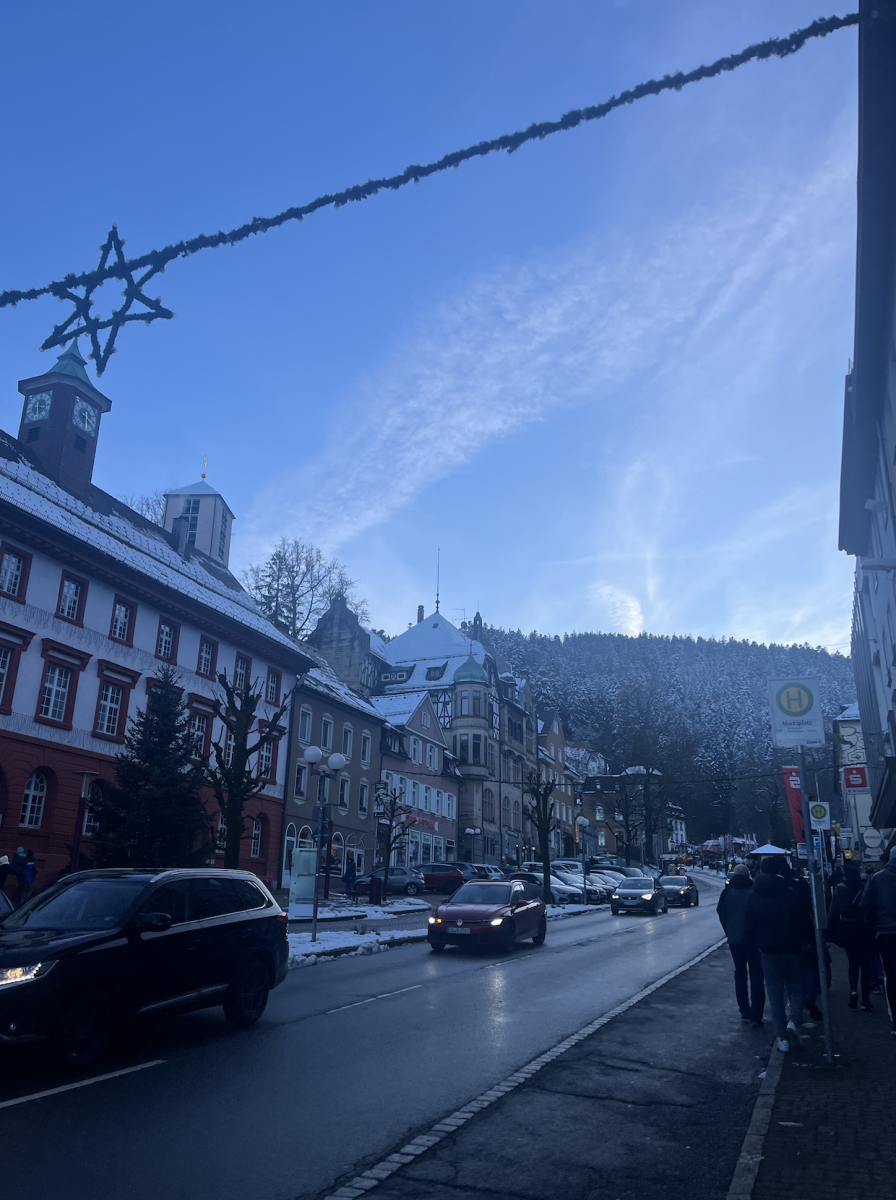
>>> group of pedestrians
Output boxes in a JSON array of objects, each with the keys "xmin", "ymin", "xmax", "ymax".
[
  {"xmin": 0, "ymin": 848, "xmax": 38, "ymax": 906},
  {"xmin": 717, "ymin": 846, "xmax": 896, "ymax": 1051}
]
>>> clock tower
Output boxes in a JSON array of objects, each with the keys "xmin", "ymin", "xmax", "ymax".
[{"xmin": 17, "ymin": 341, "xmax": 112, "ymax": 498}]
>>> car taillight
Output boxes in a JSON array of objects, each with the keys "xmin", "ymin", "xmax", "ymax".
[{"xmin": 276, "ymin": 912, "xmax": 288, "ymax": 934}]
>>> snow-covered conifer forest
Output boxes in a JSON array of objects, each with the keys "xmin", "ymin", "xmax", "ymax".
[{"xmin": 485, "ymin": 627, "xmax": 855, "ymax": 842}]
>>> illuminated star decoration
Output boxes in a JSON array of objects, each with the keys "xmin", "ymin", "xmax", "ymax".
[{"xmin": 40, "ymin": 226, "xmax": 174, "ymax": 376}]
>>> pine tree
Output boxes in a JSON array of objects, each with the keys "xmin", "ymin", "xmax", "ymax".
[{"xmin": 91, "ymin": 667, "xmax": 212, "ymax": 867}]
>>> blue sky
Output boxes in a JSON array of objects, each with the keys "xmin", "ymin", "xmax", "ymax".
[{"xmin": 0, "ymin": 1, "xmax": 858, "ymax": 648}]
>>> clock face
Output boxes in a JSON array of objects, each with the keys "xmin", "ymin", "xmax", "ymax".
[
  {"xmin": 25, "ymin": 391, "xmax": 52, "ymax": 422},
  {"xmin": 72, "ymin": 398, "xmax": 98, "ymax": 436}
]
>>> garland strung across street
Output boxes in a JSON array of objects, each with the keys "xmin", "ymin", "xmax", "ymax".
[{"xmin": 0, "ymin": 11, "xmax": 860, "ymax": 374}]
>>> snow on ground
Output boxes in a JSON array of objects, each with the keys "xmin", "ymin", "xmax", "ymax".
[{"xmin": 287, "ymin": 902, "xmax": 607, "ymax": 967}]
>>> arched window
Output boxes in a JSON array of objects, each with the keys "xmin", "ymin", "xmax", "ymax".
[
  {"xmin": 512, "ymin": 800, "xmax": 521, "ymax": 830},
  {"xmin": 330, "ymin": 832, "xmax": 345, "ymax": 875},
  {"xmin": 346, "ymin": 833, "xmax": 365, "ymax": 876},
  {"xmin": 501, "ymin": 795, "xmax": 510, "ymax": 827},
  {"xmin": 20, "ymin": 770, "xmax": 47, "ymax": 828},
  {"xmin": 482, "ymin": 788, "xmax": 496, "ymax": 823},
  {"xmin": 298, "ymin": 825, "xmax": 314, "ymax": 848},
  {"xmin": 251, "ymin": 816, "xmax": 262, "ymax": 858}
]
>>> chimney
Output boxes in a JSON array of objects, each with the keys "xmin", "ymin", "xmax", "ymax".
[{"xmin": 417, "ymin": 605, "xmax": 425, "ymax": 624}]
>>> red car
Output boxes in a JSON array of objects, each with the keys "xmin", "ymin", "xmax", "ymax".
[
  {"xmin": 419, "ymin": 863, "xmax": 476, "ymax": 893},
  {"xmin": 427, "ymin": 880, "xmax": 547, "ymax": 953}
]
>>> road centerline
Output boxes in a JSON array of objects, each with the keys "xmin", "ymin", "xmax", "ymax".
[
  {"xmin": 0, "ymin": 1060, "xmax": 166, "ymax": 1111},
  {"xmin": 326, "ymin": 984, "xmax": 422, "ymax": 1014}
]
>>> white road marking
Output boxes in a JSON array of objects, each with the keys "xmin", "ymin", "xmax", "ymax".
[
  {"xmin": 326, "ymin": 984, "xmax": 422, "ymax": 1014},
  {"xmin": 485, "ymin": 953, "xmax": 535, "ymax": 968},
  {"xmin": 0, "ymin": 1060, "xmax": 165, "ymax": 1111}
]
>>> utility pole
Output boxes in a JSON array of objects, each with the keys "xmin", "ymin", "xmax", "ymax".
[{"xmin": 798, "ymin": 747, "xmax": 834, "ymax": 1065}]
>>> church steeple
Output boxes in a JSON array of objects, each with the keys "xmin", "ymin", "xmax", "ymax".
[{"xmin": 17, "ymin": 341, "xmax": 113, "ymax": 498}]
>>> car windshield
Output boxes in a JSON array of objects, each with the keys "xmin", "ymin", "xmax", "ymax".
[
  {"xmin": 449, "ymin": 884, "xmax": 512, "ymax": 905},
  {"xmin": 616, "ymin": 879, "xmax": 651, "ymax": 889},
  {"xmin": 4, "ymin": 878, "xmax": 149, "ymax": 930},
  {"xmin": 660, "ymin": 878, "xmax": 687, "ymax": 887}
]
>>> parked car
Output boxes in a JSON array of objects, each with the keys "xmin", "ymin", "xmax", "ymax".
[
  {"xmin": 658, "ymin": 875, "xmax": 700, "ymax": 907},
  {"xmin": 355, "ymin": 866, "xmax": 426, "ymax": 896},
  {"xmin": 0, "ymin": 868, "xmax": 288, "ymax": 1069},
  {"xmin": 509, "ymin": 871, "xmax": 582, "ymax": 905},
  {"xmin": 609, "ymin": 876, "xmax": 669, "ymax": 916},
  {"xmin": 428, "ymin": 880, "xmax": 547, "ymax": 953},
  {"xmin": 590, "ymin": 871, "xmax": 624, "ymax": 889},
  {"xmin": 552, "ymin": 859, "xmax": 587, "ymax": 875},
  {"xmin": 0, "ymin": 892, "xmax": 12, "ymax": 917},
  {"xmin": 419, "ymin": 863, "xmax": 467, "ymax": 892},
  {"xmin": 469, "ymin": 864, "xmax": 505, "ymax": 881},
  {"xmin": 551, "ymin": 870, "xmax": 605, "ymax": 903}
]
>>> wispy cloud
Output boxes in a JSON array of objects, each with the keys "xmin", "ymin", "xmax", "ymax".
[{"xmin": 589, "ymin": 584, "xmax": 644, "ymax": 635}]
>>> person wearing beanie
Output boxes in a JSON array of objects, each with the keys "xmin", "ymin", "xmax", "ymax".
[
  {"xmin": 717, "ymin": 863, "xmax": 765, "ymax": 1027},
  {"xmin": 861, "ymin": 844, "xmax": 896, "ymax": 1034}
]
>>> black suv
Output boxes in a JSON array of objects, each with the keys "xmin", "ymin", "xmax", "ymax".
[{"xmin": 0, "ymin": 868, "xmax": 289, "ymax": 1068}]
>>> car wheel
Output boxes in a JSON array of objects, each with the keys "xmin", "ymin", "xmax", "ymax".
[
  {"xmin": 429, "ymin": 941, "xmax": 446, "ymax": 953},
  {"xmin": 52, "ymin": 987, "xmax": 113, "ymax": 1070},
  {"xmin": 532, "ymin": 917, "xmax": 547, "ymax": 946},
  {"xmin": 405, "ymin": 883, "xmax": 419, "ymax": 896},
  {"xmin": 650, "ymin": 901, "xmax": 657, "ymax": 915},
  {"xmin": 223, "ymin": 958, "xmax": 270, "ymax": 1028},
  {"xmin": 611, "ymin": 907, "xmax": 619, "ymax": 915},
  {"xmin": 501, "ymin": 922, "xmax": 517, "ymax": 953},
  {"xmin": 693, "ymin": 893, "xmax": 699, "ymax": 906}
]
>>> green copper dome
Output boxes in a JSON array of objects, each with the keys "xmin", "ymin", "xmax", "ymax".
[{"xmin": 453, "ymin": 653, "xmax": 488, "ymax": 684}]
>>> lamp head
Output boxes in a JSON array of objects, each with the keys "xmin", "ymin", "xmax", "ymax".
[
  {"xmin": 327, "ymin": 752, "xmax": 347, "ymax": 771},
  {"xmin": 303, "ymin": 745, "xmax": 323, "ymax": 764}
]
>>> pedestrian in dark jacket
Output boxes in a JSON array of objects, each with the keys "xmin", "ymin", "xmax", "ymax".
[
  {"xmin": 10, "ymin": 847, "xmax": 26, "ymax": 904},
  {"xmin": 829, "ymin": 864, "xmax": 874, "ymax": 1009},
  {"xmin": 342, "ymin": 859, "xmax": 357, "ymax": 902},
  {"xmin": 0, "ymin": 855, "xmax": 10, "ymax": 893},
  {"xmin": 745, "ymin": 857, "xmax": 811, "ymax": 1052},
  {"xmin": 717, "ymin": 864, "xmax": 764, "ymax": 1026},
  {"xmin": 861, "ymin": 845, "xmax": 896, "ymax": 1033},
  {"xmin": 782, "ymin": 860, "xmax": 825, "ymax": 1022}
]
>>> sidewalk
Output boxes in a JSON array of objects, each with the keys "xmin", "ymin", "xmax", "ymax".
[
  {"xmin": 753, "ymin": 950, "xmax": 896, "ymax": 1200},
  {"xmin": 317, "ymin": 945, "xmax": 767, "ymax": 1200}
]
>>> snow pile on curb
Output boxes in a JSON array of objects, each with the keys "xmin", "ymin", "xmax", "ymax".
[
  {"xmin": 288, "ymin": 928, "xmax": 429, "ymax": 967},
  {"xmin": 545, "ymin": 902, "xmax": 603, "ymax": 918}
]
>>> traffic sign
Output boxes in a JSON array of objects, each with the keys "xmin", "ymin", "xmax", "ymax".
[
  {"xmin": 809, "ymin": 800, "xmax": 831, "ymax": 830},
  {"xmin": 768, "ymin": 678, "xmax": 825, "ymax": 747}
]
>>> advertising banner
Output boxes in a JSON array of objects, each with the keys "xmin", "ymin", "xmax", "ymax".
[
  {"xmin": 842, "ymin": 765, "xmax": 868, "ymax": 793},
  {"xmin": 782, "ymin": 766, "xmax": 805, "ymax": 842}
]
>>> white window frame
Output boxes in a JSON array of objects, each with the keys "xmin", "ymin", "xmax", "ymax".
[
  {"xmin": 40, "ymin": 663, "xmax": 70, "ymax": 722},
  {"xmin": 96, "ymin": 681, "xmax": 123, "ymax": 736},
  {"xmin": 258, "ymin": 738, "xmax": 273, "ymax": 779},
  {"xmin": 359, "ymin": 781, "xmax": 369, "ymax": 815},
  {"xmin": 411, "ymin": 780, "xmax": 420, "ymax": 808},
  {"xmin": 0, "ymin": 551, "xmax": 23, "ymax": 596},
  {"xmin": 339, "ymin": 775, "xmax": 350, "ymax": 810},
  {"xmin": 20, "ymin": 770, "xmax": 46, "ymax": 828},
  {"xmin": 294, "ymin": 763, "xmax": 307, "ymax": 797},
  {"xmin": 251, "ymin": 817, "xmax": 262, "ymax": 858},
  {"xmin": 321, "ymin": 717, "xmax": 333, "ymax": 750},
  {"xmin": 299, "ymin": 708, "xmax": 312, "ymax": 742},
  {"xmin": 0, "ymin": 645, "xmax": 10, "ymax": 705},
  {"xmin": 189, "ymin": 712, "xmax": 208, "ymax": 754},
  {"xmin": 423, "ymin": 785, "xmax": 431, "ymax": 812},
  {"xmin": 58, "ymin": 577, "xmax": 81, "ymax": 620},
  {"xmin": 342, "ymin": 725, "xmax": 353, "ymax": 757},
  {"xmin": 361, "ymin": 732, "xmax": 371, "ymax": 764},
  {"xmin": 157, "ymin": 622, "xmax": 175, "ymax": 660},
  {"xmin": 426, "ymin": 743, "xmax": 438, "ymax": 770},
  {"xmin": 197, "ymin": 639, "xmax": 214, "ymax": 676}
]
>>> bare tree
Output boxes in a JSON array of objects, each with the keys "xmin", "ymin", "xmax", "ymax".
[
  {"xmin": 523, "ymin": 770, "xmax": 556, "ymax": 904},
  {"xmin": 206, "ymin": 671, "xmax": 289, "ymax": 868},
  {"xmin": 373, "ymin": 783, "xmax": 418, "ymax": 902},
  {"xmin": 120, "ymin": 489, "xmax": 167, "ymax": 525},
  {"xmin": 243, "ymin": 538, "xmax": 368, "ymax": 642}
]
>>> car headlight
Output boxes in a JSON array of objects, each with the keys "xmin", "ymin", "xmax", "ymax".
[
  {"xmin": 679, "ymin": 889, "xmax": 686, "ymax": 894},
  {"xmin": 0, "ymin": 961, "xmax": 56, "ymax": 989},
  {"xmin": 428, "ymin": 917, "xmax": 436, "ymax": 924},
  {"xmin": 490, "ymin": 917, "xmax": 504, "ymax": 926},
  {"xmin": 641, "ymin": 894, "xmax": 653, "ymax": 901},
  {"xmin": 612, "ymin": 894, "xmax": 619, "ymax": 900}
]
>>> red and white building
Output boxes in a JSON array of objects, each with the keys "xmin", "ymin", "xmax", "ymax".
[{"xmin": 0, "ymin": 344, "xmax": 310, "ymax": 888}]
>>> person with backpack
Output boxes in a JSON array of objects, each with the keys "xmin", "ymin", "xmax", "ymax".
[
  {"xmin": 829, "ymin": 862, "xmax": 874, "ymax": 1010},
  {"xmin": 861, "ymin": 845, "xmax": 896, "ymax": 1034}
]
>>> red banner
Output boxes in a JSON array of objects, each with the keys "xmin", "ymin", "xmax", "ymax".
[{"xmin": 782, "ymin": 767, "xmax": 804, "ymax": 843}]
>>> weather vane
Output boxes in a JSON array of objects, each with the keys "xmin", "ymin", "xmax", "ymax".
[
  {"xmin": 39, "ymin": 226, "xmax": 174, "ymax": 377},
  {"xmin": 202, "ymin": 455, "xmax": 208, "ymax": 480}
]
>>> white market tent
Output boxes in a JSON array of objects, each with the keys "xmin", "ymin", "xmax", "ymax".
[{"xmin": 750, "ymin": 843, "xmax": 789, "ymax": 856}]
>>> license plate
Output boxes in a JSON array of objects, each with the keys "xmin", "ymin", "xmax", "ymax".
[
  {"xmin": 623, "ymin": 899, "xmax": 638, "ymax": 905},
  {"xmin": 451, "ymin": 927, "xmax": 471, "ymax": 935}
]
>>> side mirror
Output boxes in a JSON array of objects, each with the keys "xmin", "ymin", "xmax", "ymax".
[{"xmin": 131, "ymin": 911, "xmax": 173, "ymax": 933}]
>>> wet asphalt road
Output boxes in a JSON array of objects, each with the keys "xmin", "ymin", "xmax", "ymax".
[{"xmin": 0, "ymin": 876, "xmax": 725, "ymax": 1200}]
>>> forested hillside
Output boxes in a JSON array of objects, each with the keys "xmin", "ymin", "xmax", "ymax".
[{"xmin": 484, "ymin": 626, "xmax": 856, "ymax": 844}]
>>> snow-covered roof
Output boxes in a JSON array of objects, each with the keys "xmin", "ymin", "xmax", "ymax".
[
  {"xmin": 382, "ymin": 611, "xmax": 473, "ymax": 664},
  {"xmin": 366, "ymin": 629, "xmax": 390, "ymax": 661},
  {"xmin": 836, "ymin": 702, "xmax": 860, "ymax": 721},
  {"xmin": 369, "ymin": 691, "xmax": 429, "ymax": 724},
  {"xmin": 0, "ymin": 431, "xmax": 301, "ymax": 661},
  {"xmin": 165, "ymin": 481, "xmax": 225, "ymax": 498},
  {"xmin": 299, "ymin": 644, "xmax": 383, "ymax": 719}
]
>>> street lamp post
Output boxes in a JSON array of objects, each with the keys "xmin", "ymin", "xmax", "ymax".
[
  {"xmin": 576, "ymin": 815, "xmax": 589, "ymax": 906},
  {"xmin": 304, "ymin": 745, "xmax": 347, "ymax": 944}
]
